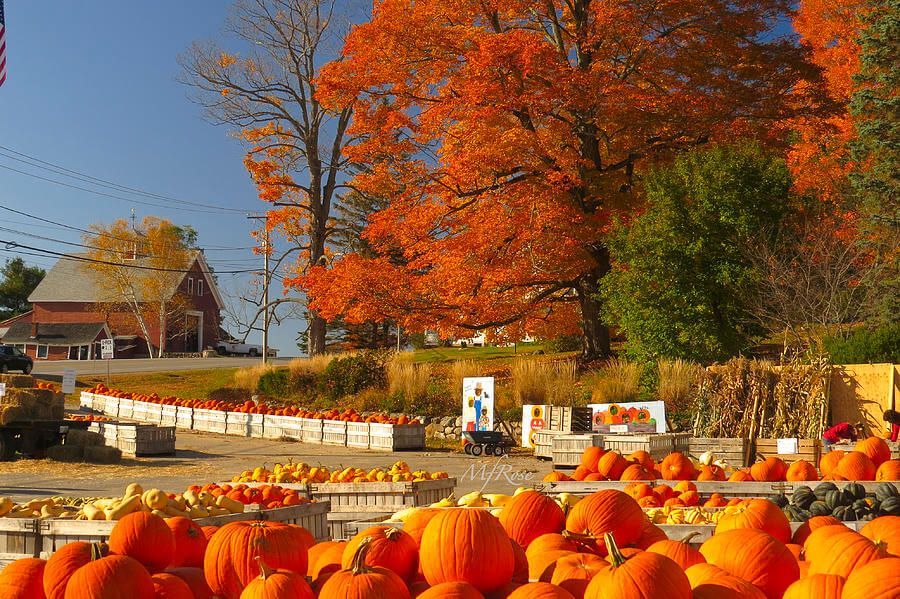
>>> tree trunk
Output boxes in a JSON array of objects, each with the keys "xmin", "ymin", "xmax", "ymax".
[
  {"xmin": 576, "ymin": 246, "xmax": 613, "ymax": 360},
  {"xmin": 308, "ymin": 311, "xmax": 327, "ymax": 356},
  {"xmin": 158, "ymin": 302, "xmax": 166, "ymax": 359}
]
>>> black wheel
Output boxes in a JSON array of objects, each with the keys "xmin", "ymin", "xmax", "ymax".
[
  {"xmin": 484, "ymin": 444, "xmax": 495, "ymax": 456},
  {"xmin": 248, "ymin": 348, "xmax": 259, "ymax": 357},
  {"xmin": 494, "ymin": 445, "xmax": 505, "ymax": 456},
  {"xmin": 0, "ymin": 434, "xmax": 16, "ymax": 462},
  {"xmin": 216, "ymin": 346, "xmax": 227, "ymax": 356},
  {"xmin": 470, "ymin": 444, "xmax": 483, "ymax": 456},
  {"xmin": 23, "ymin": 364, "xmax": 32, "ymax": 374},
  {"xmin": 464, "ymin": 443, "xmax": 473, "ymax": 455}
]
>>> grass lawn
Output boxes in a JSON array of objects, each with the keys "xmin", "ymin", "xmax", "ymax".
[{"xmin": 69, "ymin": 368, "xmax": 240, "ymax": 404}]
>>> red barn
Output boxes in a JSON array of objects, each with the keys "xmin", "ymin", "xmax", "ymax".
[{"xmin": 0, "ymin": 252, "xmax": 224, "ymax": 360}]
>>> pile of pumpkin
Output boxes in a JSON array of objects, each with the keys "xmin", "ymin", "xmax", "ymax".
[
  {"xmin": 775, "ymin": 481, "xmax": 899, "ymax": 522},
  {"xmin": 232, "ymin": 460, "xmax": 450, "ymax": 485},
  {"xmin": 65, "ymin": 414, "xmax": 112, "ymax": 422},
  {"xmin": 623, "ymin": 480, "xmax": 744, "ymax": 509},
  {"xmin": 544, "ymin": 436, "xmax": 899, "ymax": 483},
  {"xmin": 86, "ymin": 383, "xmax": 421, "ymax": 424},
  {"xmin": 3, "ymin": 487, "xmax": 898, "ymax": 599}
]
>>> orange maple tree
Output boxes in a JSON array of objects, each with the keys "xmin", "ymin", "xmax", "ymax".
[{"xmin": 303, "ymin": 0, "xmax": 820, "ymax": 356}]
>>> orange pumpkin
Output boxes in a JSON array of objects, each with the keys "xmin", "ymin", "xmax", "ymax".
[
  {"xmin": 549, "ymin": 553, "xmax": 608, "ymax": 598},
  {"xmin": 634, "ymin": 523, "xmax": 668, "ymax": 549},
  {"xmin": 239, "ymin": 557, "xmax": 314, "ymax": 599},
  {"xmin": 529, "ymin": 550, "xmax": 576, "ymax": 582},
  {"xmin": 63, "ymin": 549, "xmax": 155, "ymax": 599},
  {"xmin": 692, "ymin": 578, "xmax": 766, "ymax": 599},
  {"xmin": 584, "ymin": 533, "xmax": 691, "ymax": 599},
  {"xmin": 507, "ymin": 582, "xmax": 576, "ymax": 598},
  {"xmin": 818, "ymin": 450, "xmax": 845, "ymax": 476},
  {"xmin": 626, "ymin": 450, "xmax": 654, "ymax": 471},
  {"xmin": 840, "ymin": 556, "xmax": 900, "ymax": 599},
  {"xmin": 660, "ymin": 452, "xmax": 696, "ymax": 480},
  {"xmin": 596, "ymin": 451, "xmax": 628, "ymax": 480},
  {"xmin": 805, "ymin": 526, "xmax": 887, "ymax": 578},
  {"xmin": 624, "ymin": 482, "xmax": 654, "ymax": 500},
  {"xmin": 204, "ymin": 521, "xmax": 312, "ymax": 599},
  {"xmin": 165, "ymin": 517, "xmax": 207, "ymax": 569},
  {"xmin": 700, "ymin": 528, "xmax": 799, "ymax": 599},
  {"xmin": 108, "ymin": 512, "xmax": 175, "ymax": 574},
  {"xmin": 685, "ymin": 562, "xmax": 730, "ymax": 588},
  {"xmin": 163, "ymin": 567, "xmax": 214, "ymax": 599},
  {"xmin": 580, "ymin": 446, "xmax": 605, "ymax": 472},
  {"xmin": 0, "ymin": 557, "xmax": 46, "ymax": 599},
  {"xmin": 714, "ymin": 498, "xmax": 791, "ymax": 544},
  {"xmin": 307, "ymin": 541, "xmax": 344, "ymax": 579},
  {"xmin": 318, "ymin": 538, "xmax": 411, "ymax": 599},
  {"xmin": 785, "ymin": 460, "xmax": 818, "ymax": 482},
  {"xmin": 402, "ymin": 508, "xmax": 440, "ymax": 547},
  {"xmin": 416, "ymin": 581, "xmax": 485, "ymax": 599},
  {"xmin": 697, "ymin": 465, "xmax": 726, "ymax": 481},
  {"xmin": 420, "ymin": 508, "xmax": 514, "ymax": 593},
  {"xmin": 834, "ymin": 451, "xmax": 877, "ymax": 480},
  {"xmin": 565, "ymin": 490, "xmax": 649, "ymax": 554},
  {"xmin": 510, "ymin": 539, "xmax": 528, "ymax": 584},
  {"xmin": 728, "ymin": 470, "xmax": 754, "ymax": 482},
  {"xmin": 619, "ymin": 464, "xmax": 654, "ymax": 480},
  {"xmin": 782, "ymin": 573, "xmax": 844, "ymax": 599},
  {"xmin": 859, "ymin": 515, "xmax": 900, "ymax": 556},
  {"xmin": 749, "ymin": 457, "xmax": 788, "ymax": 482},
  {"xmin": 499, "ymin": 491, "xmax": 566, "ymax": 548},
  {"xmin": 791, "ymin": 515, "xmax": 841, "ymax": 546},
  {"xmin": 341, "ymin": 526, "xmax": 418, "ymax": 581},
  {"xmin": 44, "ymin": 543, "xmax": 107, "ymax": 599},
  {"xmin": 150, "ymin": 573, "xmax": 194, "ymax": 599},
  {"xmin": 875, "ymin": 459, "xmax": 900, "ymax": 481},
  {"xmin": 854, "ymin": 436, "xmax": 891, "ymax": 467},
  {"xmin": 646, "ymin": 532, "xmax": 705, "ymax": 570}
]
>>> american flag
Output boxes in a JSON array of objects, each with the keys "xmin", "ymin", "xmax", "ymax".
[{"xmin": 0, "ymin": 0, "xmax": 7, "ymax": 87}]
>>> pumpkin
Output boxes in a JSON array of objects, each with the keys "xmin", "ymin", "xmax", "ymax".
[
  {"xmin": 819, "ymin": 450, "xmax": 845, "ymax": 476},
  {"xmin": 619, "ymin": 463, "xmax": 654, "ymax": 480},
  {"xmin": 624, "ymin": 482, "xmax": 654, "ymax": 500},
  {"xmin": 584, "ymin": 533, "xmax": 691, "ymax": 599},
  {"xmin": 876, "ymin": 459, "xmax": 900, "ymax": 481},
  {"xmin": 549, "ymin": 552, "xmax": 608, "ymax": 598},
  {"xmin": 626, "ymin": 450, "xmax": 654, "ymax": 471},
  {"xmin": 341, "ymin": 526, "xmax": 418, "ymax": 581},
  {"xmin": 526, "ymin": 534, "xmax": 578, "ymax": 558},
  {"xmin": 791, "ymin": 515, "xmax": 841, "ymax": 545},
  {"xmin": 204, "ymin": 521, "xmax": 312, "ymax": 599},
  {"xmin": 0, "ymin": 557, "xmax": 46, "ymax": 599},
  {"xmin": 786, "ymin": 460, "xmax": 818, "ymax": 482},
  {"xmin": 804, "ymin": 526, "xmax": 887, "ymax": 578},
  {"xmin": 165, "ymin": 517, "xmax": 208, "ymax": 569},
  {"xmin": 692, "ymin": 581, "xmax": 766, "ymax": 599},
  {"xmin": 308, "ymin": 541, "xmax": 345, "ymax": 579},
  {"xmin": 510, "ymin": 540, "xmax": 528, "ymax": 584},
  {"xmin": 507, "ymin": 582, "xmax": 576, "ymax": 598},
  {"xmin": 108, "ymin": 512, "xmax": 175, "ymax": 573},
  {"xmin": 596, "ymin": 451, "xmax": 627, "ymax": 480},
  {"xmin": 529, "ymin": 550, "xmax": 576, "ymax": 582},
  {"xmin": 859, "ymin": 515, "xmax": 899, "ymax": 555},
  {"xmin": 150, "ymin": 573, "xmax": 194, "ymax": 599},
  {"xmin": 416, "ymin": 581, "xmax": 484, "ymax": 599},
  {"xmin": 499, "ymin": 491, "xmax": 566, "ymax": 548},
  {"xmin": 572, "ymin": 466, "xmax": 590, "ymax": 481},
  {"xmin": 715, "ymin": 498, "xmax": 792, "ymax": 544},
  {"xmin": 239, "ymin": 557, "xmax": 314, "ymax": 599},
  {"xmin": 419, "ymin": 508, "xmax": 514, "ymax": 593},
  {"xmin": 318, "ymin": 538, "xmax": 411, "ymax": 599},
  {"xmin": 44, "ymin": 542, "xmax": 107, "ymax": 599},
  {"xmin": 653, "ymin": 484, "xmax": 675, "ymax": 500},
  {"xmin": 660, "ymin": 452, "xmax": 696, "ymax": 480},
  {"xmin": 564, "ymin": 490, "xmax": 649, "ymax": 553},
  {"xmin": 699, "ymin": 528, "xmax": 799, "ymax": 599},
  {"xmin": 854, "ymin": 436, "xmax": 891, "ymax": 467},
  {"xmin": 201, "ymin": 526, "xmax": 219, "ymax": 541},
  {"xmin": 698, "ymin": 465, "xmax": 726, "ymax": 481},
  {"xmin": 729, "ymin": 470, "xmax": 754, "ymax": 482},
  {"xmin": 750, "ymin": 457, "xmax": 788, "ymax": 482},
  {"xmin": 834, "ymin": 451, "xmax": 877, "ymax": 481},
  {"xmin": 685, "ymin": 563, "xmax": 730, "ymax": 588},
  {"xmin": 840, "ymin": 556, "xmax": 900, "ymax": 599},
  {"xmin": 63, "ymin": 548, "xmax": 154, "ymax": 599},
  {"xmin": 634, "ymin": 523, "xmax": 668, "ymax": 549},
  {"xmin": 782, "ymin": 573, "xmax": 844, "ymax": 599},
  {"xmin": 403, "ymin": 508, "xmax": 440, "ymax": 547},
  {"xmin": 543, "ymin": 472, "xmax": 571, "ymax": 482},
  {"xmin": 646, "ymin": 532, "xmax": 706, "ymax": 569},
  {"xmin": 163, "ymin": 567, "xmax": 214, "ymax": 599},
  {"xmin": 580, "ymin": 446, "xmax": 605, "ymax": 472}
]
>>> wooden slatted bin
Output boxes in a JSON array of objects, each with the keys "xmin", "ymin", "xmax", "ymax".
[
  {"xmin": 671, "ymin": 432, "xmax": 692, "ymax": 454},
  {"xmin": 0, "ymin": 519, "xmax": 41, "ymax": 567},
  {"xmin": 548, "ymin": 406, "xmax": 594, "ymax": 433},
  {"xmin": 311, "ymin": 479, "xmax": 456, "ymax": 528},
  {"xmin": 370, "ymin": 423, "xmax": 426, "ymax": 451},
  {"xmin": 262, "ymin": 414, "xmax": 285, "ymax": 439},
  {"xmin": 247, "ymin": 413, "xmax": 265, "ymax": 438},
  {"xmin": 299, "ymin": 418, "xmax": 322, "ymax": 443},
  {"xmin": 176, "ymin": 406, "xmax": 194, "ymax": 429},
  {"xmin": 600, "ymin": 434, "xmax": 672, "ymax": 461},
  {"xmin": 79, "ymin": 392, "xmax": 93, "ymax": 410},
  {"xmin": 103, "ymin": 397, "xmax": 120, "ymax": 418},
  {"xmin": 533, "ymin": 429, "xmax": 562, "ymax": 459},
  {"xmin": 115, "ymin": 424, "xmax": 176, "ymax": 456},
  {"xmin": 754, "ymin": 438, "xmax": 821, "ymax": 465},
  {"xmin": 91, "ymin": 394, "xmax": 106, "ymax": 414},
  {"xmin": 347, "ymin": 422, "xmax": 370, "ymax": 449},
  {"xmin": 322, "ymin": 420, "xmax": 347, "ymax": 446},
  {"xmin": 552, "ymin": 434, "xmax": 602, "ymax": 468},
  {"xmin": 160, "ymin": 405, "xmax": 178, "ymax": 427},
  {"xmin": 688, "ymin": 438, "xmax": 750, "ymax": 467},
  {"xmin": 277, "ymin": 416, "xmax": 303, "ymax": 441},
  {"xmin": 259, "ymin": 502, "xmax": 331, "ymax": 541},
  {"xmin": 328, "ymin": 512, "xmax": 393, "ymax": 541},
  {"xmin": 193, "ymin": 409, "xmax": 227, "ymax": 434},
  {"xmin": 117, "ymin": 399, "xmax": 134, "ymax": 420},
  {"xmin": 131, "ymin": 401, "xmax": 151, "ymax": 423},
  {"xmin": 226, "ymin": 412, "xmax": 251, "ymax": 436}
]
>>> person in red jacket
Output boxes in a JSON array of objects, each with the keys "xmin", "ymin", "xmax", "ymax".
[
  {"xmin": 822, "ymin": 421, "xmax": 863, "ymax": 449},
  {"xmin": 885, "ymin": 409, "xmax": 900, "ymax": 442}
]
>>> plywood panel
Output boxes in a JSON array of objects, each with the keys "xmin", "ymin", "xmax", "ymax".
[{"xmin": 829, "ymin": 363, "xmax": 896, "ymax": 435}]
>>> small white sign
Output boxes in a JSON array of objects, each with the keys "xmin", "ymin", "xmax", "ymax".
[
  {"xmin": 62, "ymin": 368, "xmax": 77, "ymax": 394},
  {"xmin": 100, "ymin": 339, "xmax": 114, "ymax": 360},
  {"xmin": 0, "ymin": 382, "xmax": 6, "ymax": 397},
  {"xmin": 776, "ymin": 438, "xmax": 799, "ymax": 454},
  {"xmin": 609, "ymin": 424, "xmax": 629, "ymax": 433}
]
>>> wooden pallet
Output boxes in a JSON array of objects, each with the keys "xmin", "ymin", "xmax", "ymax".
[
  {"xmin": 754, "ymin": 438, "xmax": 821, "ymax": 465},
  {"xmin": 533, "ymin": 430, "xmax": 563, "ymax": 460},
  {"xmin": 370, "ymin": 423, "xmax": 426, "ymax": 451},
  {"xmin": 551, "ymin": 434, "xmax": 602, "ymax": 468},
  {"xmin": 309, "ymin": 478, "xmax": 457, "ymax": 513},
  {"xmin": 600, "ymin": 433, "xmax": 672, "ymax": 461},
  {"xmin": 347, "ymin": 422, "xmax": 370, "ymax": 449},
  {"xmin": 688, "ymin": 438, "xmax": 750, "ymax": 467}
]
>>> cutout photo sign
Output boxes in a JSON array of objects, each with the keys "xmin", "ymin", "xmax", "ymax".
[
  {"xmin": 462, "ymin": 377, "xmax": 495, "ymax": 432},
  {"xmin": 589, "ymin": 400, "xmax": 667, "ymax": 433},
  {"xmin": 521, "ymin": 404, "xmax": 549, "ymax": 448}
]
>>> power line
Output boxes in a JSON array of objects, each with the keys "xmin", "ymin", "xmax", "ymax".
[{"xmin": 0, "ymin": 145, "xmax": 252, "ymax": 214}]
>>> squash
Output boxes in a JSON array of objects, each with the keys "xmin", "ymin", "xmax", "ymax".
[
  {"xmin": 791, "ymin": 487, "xmax": 816, "ymax": 510},
  {"xmin": 239, "ymin": 557, "xmax": 314, "ymax": 599},
  {"xmin": 0, "ymin": 557, "xmax": 46, "ymax": 599},
  {"xmin": 166, "ymin": 517, "xmax": 207, "ymax": 569},
  {"xmin": 700, "ymin": 528, "xmax": 799, "ymax": 599},
  {"xmin": 317, "ymin": 538, "xmax": 411, "ymax": 599},
  {"xmin": 813, "ymin": 482, "xmax": 838, "ymax": 501},
  {"xmin": 507, "ymin": 582, "xmax": 577, "ymax": 598},
  {"xmin": 809, "ymin": 501, "xmax": 830, "ymax": 517},
  {"xmin": 875, "ymin": 482, "xmax": 899, "ymax": 502},
  {"xmin": 150, "ymin": 572, "xmax": 193, "ymax": 599},
  {"xmin": 499, "ymin": 491, "xmax": 566, "ymax": 548},
  {"xmin": 584, "ymin": 533, "xmax": 691, "ymax": 599},
  {"xmin": 341, "ymin": 526, "xmax": 418, "ymax": 582},
  {"xmin": 782, "ymin": 573, "xmax": 844, "ymax": 599},
  {"xmin": 564, "ymin": 490, "xmax": 649, "ymax": 554},
  {"xmin": 841, "ymin": 556, "xmax": 900, "ymax": 599},
  {"xmin": 108, "ymin": 512, "xmax": 175, "ymax": 573},
  {"xmin": 142, "ymin": 489, "xmax": 169, "ymax": 511},
  {"xmin": 62, "ymin": 545, "xmax": 154, "ymax": 599}
]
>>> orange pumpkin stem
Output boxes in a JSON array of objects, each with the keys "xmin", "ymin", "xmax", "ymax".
[
  {"xmin": 383, "ymin": 527, "xmax": 401, "ymax": 540},
  {"xmin": 90, "ymin": 542, "xmax": 105, "ymax": 562},
  {"xmin": 680, "ymin": 532, "xmax": 701, "ymax": 544},
  {"xmin": 255, "ymin": 556, "xmax": 274, "ymax": 580},
  {"xmin": 349, "ymin": 536, "xmax": 374, "ymax": 575},
  {"xmin": 603, "ymin": 532, "xmax": 628, "ymax": 568}
]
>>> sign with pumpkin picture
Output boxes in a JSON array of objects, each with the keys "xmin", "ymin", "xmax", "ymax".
[
  {"xmin": 588, "ymin": 400, "xmax": 667, "ymax": 433},
  {"xmin": 520, "ymin": 404, "xmax": 549, "ymax": 448},
  {"xmin": 462, "ymin": 377, "xmax": 494, "ymax": 433}
]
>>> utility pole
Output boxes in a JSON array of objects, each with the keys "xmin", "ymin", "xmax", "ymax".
[{"xmin": 247, "ymin": 214, "xmax": 270, "ymax": 364}]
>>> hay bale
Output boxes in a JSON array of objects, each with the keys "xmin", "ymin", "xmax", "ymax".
[
  {"xmin": 0, "ymin": 374, "xmax": 35, "ymax": 388},
  {"xmin": 0, "ymin": 406, "xmax": 24, "ymax": 425},
  {"xmin": 50, "ymin": 405, "xmax": 66, "ymax": 420},
  {"xmin": 66, "ymin": 429, "xmax": 103, "ymax": 447},
  {"xmin": 83, "ymin": 446, "xmax": 122, "ymax": 464},
  {"xmin": 47, "ymin": 444, "xmax": 84, "ymax": 462}
]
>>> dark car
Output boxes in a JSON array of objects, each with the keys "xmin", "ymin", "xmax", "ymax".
[{"xmin": 0, "ymin": 344, "xmax": 33, "ymax": 374}]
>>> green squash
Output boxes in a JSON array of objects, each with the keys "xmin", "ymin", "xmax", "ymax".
[
  {"xmin": 809, "ymin": 500, "xmax": 831, "ymax": 517},
  {"xmin": 880, "ymin": 496, "xmax": 900, "ymax": 516},
  {"xmin": 875, "ymin": 482, "xmax": 899, "ymax": 503},
  {"xmin": 825, "ymin": 489, "xmax": 848, "ymax": 511},
  {"xmin": 843, "ymin": 482, "xmax": 866, "ymax": 502},
  {"xmin": 832, "ymin": 505, "xmax": 857, "ymax": 521},
  {"xmin": 814, "ymin": 482, "xmax": 838, "ymax": 501},
  {"xmin": 792, "ymin": 486, "xmax": 816, "ymax": 509},
  {"xmin": 772, "ymin": 494, "xmax": 790, "ymax": 508}
]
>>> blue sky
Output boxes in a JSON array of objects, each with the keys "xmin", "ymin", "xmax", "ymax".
[{"xmin": 0, "ymin": 1, "xmax": 304, "ymax": 355}]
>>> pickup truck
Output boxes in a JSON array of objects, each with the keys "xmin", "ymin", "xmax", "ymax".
[{"xmin": 215, "ymin": 340, "xmax": 277, "ymax": 357}]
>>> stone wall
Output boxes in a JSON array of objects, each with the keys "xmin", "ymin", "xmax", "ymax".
[{"xmin": 421, "ymin": 415, "xmax": 522, "ymax": 443}]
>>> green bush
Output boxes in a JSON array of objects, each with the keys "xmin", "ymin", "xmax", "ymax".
[
  {"xmin": 319, "ymin": 351, "xmax": 388, "ymax": 399},
  {"xmin": 257, "ymin": 368, "xmax": 291, "ymax": 398},
  {"xmin": 544, "ymin": 335, "xmax": 583, "ymax": 353},
  {"xmin": 825, "ymin": 323, "xmax": 900, "ymax": 364}
]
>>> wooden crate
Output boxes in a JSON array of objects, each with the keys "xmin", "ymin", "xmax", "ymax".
[
  {"xmin": 310, "ymin": 478, "xmax": 456, "ymax": 513},
  {"xmin": 262, "ymin": 414, "xmax": 285, "ymax": 439},
  {"xmin": 131, "ymin": 401, "xmax": 152, "ymax": 423},
  {"xmin": 347, "ymin": 422, "xmax": 370, "ymax": 449},
  {"xmin": 176, "ymin": 406, "xmax": 194, "ymax": 429},
  {"xmin": 114, "ymin": 424, "xmax": 176, "ymax": 456},
  {"xmin": 0, "ymin": 519, "xmax": 41, "ymax": 566},
  {"xmin": 533, "ymin": 429, "xmax": 562, "ymax": 459},
  {"xmin": 548, "ymin": 406, "xmax": 593, "ymax": 433},
  {"xmin": 259, "ymin": 501, "xmax": 330, "ymax": 541},
  {"xmin": 600, "ymin": 433, "xmax": 672, "ymax": 461},
  {"xmin": 103, "ymin": 396, "xmax": 120, "ymax": 418},
  {"xmin": 538, "ymin": 480, "xmax": 899, "ymax": 497},
  {"xmin": 247, "ymin": 414, "xmax": 265, "ymax": 438},
  {"xmin": 322, "ymin": 420, "xmax": 347, "ymax": 446},
  {"xmin": 551, "ymin": 434, "xmax": 602, "ymax": 468},
  {"xmin": 754, "ymin": 438, "xmax": 821, "ymax": 465},
  {"xmin": 299, "ymin": 418, "xmax": 322, "ymax": 443},
  {"xmin": 226, "ymin": 412, "xmax": 250, "ymax": 436},
  {"xmin": 688, "ymin": 438, "xmax": 750, "ymax": 467},
  {"xmin": 328, "ymin": 512, "xmax": 392, "ymax": 541},
  {"xmin": 91, "ymin": 394, "xmax": 106, "ymax": 414},
  {"xmin": 193, "ymin": 409, "xmax": 227, "ymax": 434},
  {"xmin": 370, "ymin": 423, "xmax": 426, "ymax": 451},
  {"xmin": 671, "ymin": 432, "xmax": 692, "ymax": 454},
  {"xmin": 117, "ymin": 399, "xmax": 134, "ymax": 420},
  {"xmin": 79, "ymin": 392, "xmax": 93, "ymax": 410},
  {"xmin": 160, "ymin": 405, "xmax": 177, "ymax": 427}
]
